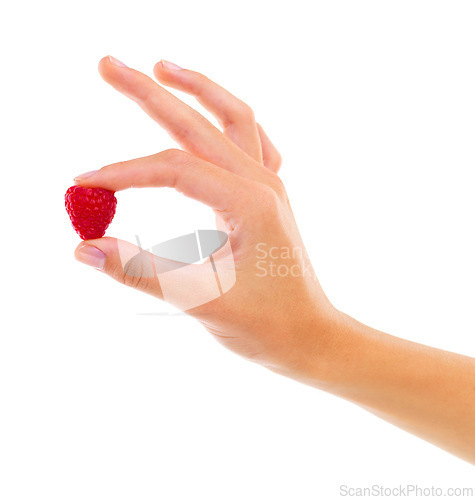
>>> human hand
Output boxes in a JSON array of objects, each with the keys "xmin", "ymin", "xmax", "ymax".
[
  {"xmin": 74, "ymin": 56, "xmax": 337, "ymax": 375},
  {"xmin": 73, "ymin": 57, "xmax": 475, "ymax": 464}
]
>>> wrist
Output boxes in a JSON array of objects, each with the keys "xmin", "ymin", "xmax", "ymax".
[{"xmin": 267, "ymin": 303, "xmax": 357, "ymax": 386}]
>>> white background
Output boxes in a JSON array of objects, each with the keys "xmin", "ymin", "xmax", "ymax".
[{"xmin": 1, "ymin": 1, "xmax": 474, "ymax": 498}]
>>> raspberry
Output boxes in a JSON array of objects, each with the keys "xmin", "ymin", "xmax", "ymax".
[{"xmin": 65, "ymin": 185, "xmax": 117, "ymax": 240}]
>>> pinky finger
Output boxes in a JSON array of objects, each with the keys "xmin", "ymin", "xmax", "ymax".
[{"xmin": 257, "ymin": 123, "xmax": 282, "ymax": 173}]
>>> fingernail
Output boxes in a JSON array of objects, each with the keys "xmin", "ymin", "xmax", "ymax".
[
  {"xmin": 75, "ymin": 245, "xmax": 106, "ymax": 270},
  {"xmin": 108, "ymin": 55, "xmax": 128, "ymax": 68},
  {"xmin": 159, "ymin": 60, "xmax": 183, "ymax": 71},
  {"xmin": 74, "ymin": 170, "xmax": 99, "ymax": 183}
]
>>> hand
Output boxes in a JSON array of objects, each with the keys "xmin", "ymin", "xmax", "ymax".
[
  {"xmin": 74, "ymin": 56, "xmax": 475, "ymax": 464},
  {"xmin": 74, "ymin": 56, "xmax": 337, "ymax": 375}
]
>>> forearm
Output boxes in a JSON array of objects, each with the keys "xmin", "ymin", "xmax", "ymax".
[{"xmin": 282, "ymin": 310, "xmax": 475, "ymax": 464}]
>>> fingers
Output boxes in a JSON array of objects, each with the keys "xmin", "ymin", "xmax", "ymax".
[
  {"xmin": 257, "ymin": 123, "xmax": 282, "ymax": 173},
  {"xmin": 99, "ymin": 56, "xmax": 260, "ymax": 179},
  {"xmin": 74, "ymin": 237, "xmax": 203, "ymax": 302},
  {"xmin": 74, "ymin": 148, "xmax": 256, "ymax": 219},
  {"xmin": 154, "ymin": 61, "xmax": 263, "ymax": 163},
  {"xmin": 75, "ymin": 236, "xmax": 237, "ymax": 311},
  {"xmin": 75, "ymin": 237, "xmax": 164, "ymax": 299}
]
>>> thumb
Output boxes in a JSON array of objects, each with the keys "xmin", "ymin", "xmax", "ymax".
[
  {"xmin": 75, "ymin": 237, "xmax": 168, "ymax": 299},
  {"xmin": 74, "ymin": 236, "xmax": 236, "ymax": 311}
]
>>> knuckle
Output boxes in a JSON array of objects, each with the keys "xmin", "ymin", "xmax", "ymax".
[
  {"xmin": 169, "ymin": 125, "xmax": 192, "ymax": 143},
  {"xmin": 237, "ymin": 102, "xmax": 255, "ymax": 120},
  {"xmin": 162, "ymin": 148, "xmax": 187, "ymax": 162},
  {"xmin": 239, "ymin": 102, "xmax": 255, "ymax": 119},
  {"xmin": 269, "ymin": 175, "xmax": 286, "ymax": 197},
  {"xmin": 162, "ymin": 148, "xmax": 194, "ymax": 173},
  {"xmin": 194, "ymin": 73, "xmax": 212, "ymax": 95},
  {"xmin": 117, "ymin": 254, "xmax": 153, "ymax": 291},
  {"xmin": 257, "ymin": 169, "xmax": 287, "ymax": 198},
  {"xmin": 258, "ymin": 184, "xmax": 280, "ymax": 210},
  {"xmin": 138, "ymin": 87, "xmax": 156, "ymax": 107},
  {"xmin": 272, "ymin": 151, "xmax": 283, "ymax": 172},
  {"xmin": 171, "ymin": 112, "xmax": 207, "ymax": 143},
  {"xmin": 244, "ymin": 178, "xmax": 288, "ymax": 220},
  {"xmin": 224, "ymin": 101, "xmax": 255, "ymax": 126},
  {"xmin": 121, "ymin": 271, "xmax": 145, "ymax": 290}
]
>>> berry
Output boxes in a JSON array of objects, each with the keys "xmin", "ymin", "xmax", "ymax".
[{"xmin": 65, "ymin": 185, "xmax": 117, "ymax": 240}]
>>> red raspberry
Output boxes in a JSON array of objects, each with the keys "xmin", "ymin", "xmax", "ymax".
[{"xmin": 65, "ymin": 185, "xmax": 117, "ymax": 240}]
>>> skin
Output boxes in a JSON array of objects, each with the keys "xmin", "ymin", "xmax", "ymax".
[{"xmin": 74, "ymin": 56, "xmax": 475, "ymax": 464}]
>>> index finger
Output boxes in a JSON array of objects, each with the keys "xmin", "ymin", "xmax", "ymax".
[{"xmin": 74, "ymin": 148, "xmax": 257, "ymax": 219}]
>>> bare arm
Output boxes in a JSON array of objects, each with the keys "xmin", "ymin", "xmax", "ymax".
[{"xmin": 278, "ymin": 311, "xmax": 475, "ymax": 464}]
